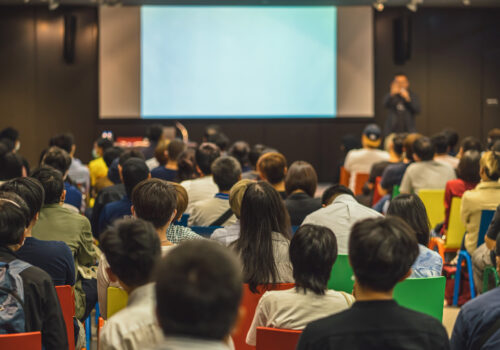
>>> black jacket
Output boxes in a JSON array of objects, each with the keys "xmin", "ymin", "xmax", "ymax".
[
  {"xmin": 285, "ymin": 192, "xmax": 322, "ymax": 227},
  {"xmin": 383, "ymin": 91, "xmax": 421, "ymax": 135}
]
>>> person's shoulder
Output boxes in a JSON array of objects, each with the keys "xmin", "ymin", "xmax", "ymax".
[
  {"xmin": 20, "ymin": 263, "xmax": 54, "ymax": 287},
  {"xmin": 302, "ymin": 310, "xmax": 349, "ymax": 339},
  {"xmin": 397, "ymin": 304, "xmax": 447, "ymax": 333}
]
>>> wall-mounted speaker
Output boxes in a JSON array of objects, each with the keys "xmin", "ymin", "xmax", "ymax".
[
  {"xmin": 63, "ymin": 14, "xmax": 77, "ymax": 64},
  {"xmin": 393, "ymin": 15, "xmax": 412, "ymax": 65}
]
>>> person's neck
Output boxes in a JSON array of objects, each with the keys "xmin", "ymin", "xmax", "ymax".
[
  {"xmin": 389, "ymin": 152, "xmax": 401, "ymax": 163},
  {"xmin": 273, "ymin": 181, "xmax": 285, "ymax": 192},
  {"xmin": 355, "ymin": 284, "xmax": 393, "ymax": 301},
  {"xmin": 156, "ymin": 225, "xmax": 173, "ymax": 246},
  {"xmin": 291, "ymin": 189, "xmax": 305, "ymax": 195},
  {"xmin": 166, "ymin": 161, "xmax": 178, "ymax": 170}
]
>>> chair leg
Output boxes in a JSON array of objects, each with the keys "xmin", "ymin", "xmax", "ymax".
[
  {"xmin": 95, "ymin": 303, "xmax": 100, "ymax": 326},
  {"xmin": 85, "ymin": 315, "xmax": 91, "ymax": 350},
  {"xmin": 453, "ymin": 254, "xmax": 463, "ymax": 306},
  {"xmin": 463, "ymin": 253, "xmax": 476, "ymax": 299}
]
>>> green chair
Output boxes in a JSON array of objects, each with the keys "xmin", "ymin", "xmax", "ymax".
[
  {"xmin": 483, "ymin": 266, "xmax": 500, "ymax": 293},
  {"xmin": 418, "ymin": 189, "xmax": 445, "ymax": 229},
  {"xmin": 327, "ymin": 255, "xmax": 354, "ymax": 293},
  {"xmin": 393, "ymin": 277, "xmax": 446, "ymax": 321},
  {"xmin": 392, "ymin": 185, "xmax": 400, "ymax": 198}
]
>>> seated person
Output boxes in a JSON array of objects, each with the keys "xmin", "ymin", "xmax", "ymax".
[
  {"xmin": 0, "ymin": 141, "xmax": 24, "ymax": 182},
  {"xmin": 175, "ymin": 148, "xmax": 197, "ymax": 183},
  {"xmin": 89, "ymin": 136, "xmax": 113, "ymax": 188},
  {"xmin": 485, "ymin": 204, "xmax": 500, "ymax": 251},
  {"xmin": 98, "ymin": 158, "xmax": 150, "ymax": 235},
  {"xmin": 257, "ymin": 152, "xmax": 288, "ymax": 199},
  {"xmin": 0, "ymin": 195, "xmax": 68, "ymax": 348},
  {"xmin": 432, "ymin": 132, "xmax": 459, "ymax": 169},
  {"xmin": 302, "ymin": 185, "xmax": 381, "ymax": 254},
  {"xmin": 246, "ymin": 224, "xmax": 354, "ymax": 346},
  {"xmin": 284, "ymin": 161, "xmax": 322, "ymax": 226},
  {"xmin": 211, "ymin": 179, "xmax": 253, "ymax": 246},
  {"xmin": 443, "ymin": 128, "xmax": 459, "ymax": 157},
  {"xmin": 189, "ymin": 156, "xmax": 241, "ymax": 227},
  {"xmin": 456, "ymin": 136, "xmax": 483, "ymax": 159},
  {"xmin": 400, "ymin": 136, "xmax": 456, "ymax": 194},
  {"xmin": 151, "ymin": 139, "xmax": 185, "ymax": 181},
  {"xmin": 0, "ymin": 127, "xmax": 29, "ymax": 174},
  {"xmin": 154, "ymin": 240, "xmax": 243, "ymax": 349},
  {"xmin": 102, "ymin": 146, "xmax": 125, "ymax": 186},
  {"xmin": 229, "ymin": 141, "xmax": 252, "ymax": 173},
  {"xmin": 451, "ymin": 233, "xmax": 500, "ymax": 349},
  {"xmin": 297, "ymin": 217, "xmax": 450, "ymax": 350},
  {"xmin": 142, "ymin": 124, "xmax": 164, "ymax": 161},
  {"xmin": 99, "ymin": 218, "xmax": 164, "ymax": 349},
  {"xmin": 387, "ymin": 194, "xmax": 443, "ymax": 277},
  {"xmin": 242, "ymin": 143, "xmax": 266, "ymax": 180},
  {"xmin": 31, "ymin": 167, "xmax": 98, "ymax": 320}
]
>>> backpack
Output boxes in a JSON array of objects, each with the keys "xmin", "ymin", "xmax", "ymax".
[{"xmin": 0, "ymin": 259, "xmax": 31, "ymax": 334}]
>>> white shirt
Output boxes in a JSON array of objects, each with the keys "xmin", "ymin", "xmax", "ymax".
[
  {"xmin": 434, "ymin": 154, "xmax": 459, "ymax": 169},
  {"xmin": 211, "ymin": 221, "xmax": 240, "ymax": 246},
  {"xmin": 246, "ymin": 288, "xmax": 355, "ymax": 346},
  {"xmin": 181, "ymin": 176, "xmax": 219, "ymax": 212},
  {"xmin": 99, "ymin": 283, "xmax": 164, "ymax": 350},
  {"xmin": 150, "ymin": 337, "xmax": 233, "ymax": 350},
  {"xmin": 399, "ymin": 160, "xmax": 456, "ymax": 194},
  {"xmin": 344, "ymin": 148, "xmax": 390, "ymax": 191},
  {"xmin": 302, "ymin": 194, "xmax": 382, "ymax": 254},
  {"xmin": 188, "ymin": 195, "xmax": 237, "ymax": 227},
  {"xmin": 68, "ymin": 158, "xmax": 90, "ymax": 192},
  {"xmin": 146, "ymin": 157, "xmax": 160, "ymax": 171}
]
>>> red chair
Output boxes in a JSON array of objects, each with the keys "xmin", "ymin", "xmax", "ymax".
[
  {"xmin": 233, "ymin": 283, "xmax": 295, "ymax": 350},
  {"xmin": 339, "ymin": 167, "xmax": 350, "ymax": 188},
  {"xmin": 353, "ymin": 173, "xmax": 370, "ymax": 196},
  {"xmin": 0, "ymin": 332, "xmax": 42, "ymax": 350},
  {"xmin": 256, "ymin": 327, "xmax": 302, "ymax": 350},
  {"xmin": 55, "ymin": 285, "xmax": 76, "ymax": 350},
  {"xmin": 372, "ymin": 176, "xmax": 383, "ymax": 206}
]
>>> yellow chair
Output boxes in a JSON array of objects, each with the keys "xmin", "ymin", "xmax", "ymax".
[
  {"xmin": 107, "ymin": 287, "xmax": 128, "ymax": 319},
  {"xmin": 418, "ymin": 189, "xmax": 445, "ymax": 229}
]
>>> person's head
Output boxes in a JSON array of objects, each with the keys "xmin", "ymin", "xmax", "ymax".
[
  {"xmin": 459, "ymin": 136, "xmax": 483, "ymax": 158},
  {"xmin": 103, "ymin": 146, "xmax": 124, "ymax": 168},
  {"xmin": 95, "ymin": 136, "xmax": 114, "ymax": 157},
  {"xmin": 168, "ymin": 182, "xmax": 189, "ymax": 221},
  {"xmin": 195, "ymin": 142, "xmax": 221, "ymax": 176},
  {"xmin": 284, "ymin": 161, "xmax": 318, "ymax": 197},
  {"xmin": 413, "ymin": 136, "xmax": 435, "ymax": 162},
  {"xmin": 207, "ymin": 132, "xmax": 230, "ymax": 152},
  {"xmin": 31, "ymin": 167, "xmax": 64, "ymax": 205},
  {"xmin": 0, "ymin": 194, "xmax": 28, "ymax": 247},
  {"xmin": 0, "ymin": 177, "xmax": 44, "ymax": 227},
  {"xmin": 49, "ymin": 133, "xmax": 75, "ymax": 156},
  {"xmin": 390, "ymin": 133, "xmax": 405, "ymax": 158},
  {"xmin": 290, "ymin": 224, "xmax": 337, "ymax": 295},
  {"xmin": 229, "ymin": 141, "xmax": 250, "ymax": 169},
  {"xmin": 361, "ymin": 124, "xmax": 382, "ymax": 149},
  {"xmin": 480, "ymin": 151, "xmax": 500, "ymax": 182},
  {"xmin": 155, "ymin": 240, "xmax": 243, "ymax": 341},
  {"xmin": 203, "ymin": 124, "xmax": 222, "ymax": 142},
  {"xmin": 321, "ymin": 184, "xmax": 354, "ymax": 206},
  {"xmin": 257, "ymin": 152, "xmax": 287, "ymax": 185},
  {"xmin": 487, "ymin": 128, "xmax": 500, "ymax": 150},
  {"xmin": 493, "ymin": 140, "xmax": 500, "ymax": 153},
  {"xmin": 120, "ymin": 158, "xmax": 150, "ymax": 198},
  {"xmin": 176, "ymin": 148, "xmax": 197, "ymax": 182},
  {"xmin": 457, "ymin": 150, "xmax": 481, "ymax": 184},
  {"xmin": 387, "ymin": 194, "xmax": 431, "ymax": 246},
  {"xmin": 349, "ymin": 217, "xmax": 419, "ymax": 292},
  {"xmin": 0, "ymin": 143, "xmax": 23, "ymax": 181},
  {"xmin": 146, "ymin": 124, "xmax": 164, "ymax": 144},
  {"xmin": 167, "ymin": 139, "xmax": 186, "ymax": 164},
  {"xmin": 0, "ymin": 127, "xmax": 20, "ymax": 152},
  {"xmin": 431, "ymin": 133, "xmax": 449, "ymax": 155},
  {"xmin": 41, "ymin": 146, "xmax": 71, "ymax": 178},
  {"xmin": 211, "ymin": 156, "xmax": 242, "ymax": 193},
  {"xmin": 393, "ymin": 72, "xmax": 409, "ymax": 90},
  {"xmin": 340, "ymin": 135, "xmax": 361, "ymax": 155},
  {"xmin": 402, "ymin": 133, "xmax": 422, "ymax": 162},
  {"xmin": 443, "ymin": 129, "xmax": 459, "ymax": 153},
  {"xmin": 154, "ymin": 139, "xmax": 169, "ymax": 166},
  {"xmin": 118, "ymin": 149, "xmax": 145, "ymax": 167},
  {"xmin": 132, "ymin": 179, "xmax": 177, "ymax": 229},
  {"xmin": 229, "ymin": 179, "xmax": 253, "ymax": 219},
  {"xmin": 100, "ymin": 218, "xmax": 161, "ymax": 291},
  {"xmin": 248, "ymin": 144, "xmax": 266, "ymax": 169}
]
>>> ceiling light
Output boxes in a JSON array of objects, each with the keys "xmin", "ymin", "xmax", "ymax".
[{"xmin": 373, "ymin": 0, "xmax": 386, "ymax": 12}]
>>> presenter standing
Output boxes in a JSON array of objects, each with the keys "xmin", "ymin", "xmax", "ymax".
[{"xmin": 383, "ymin": 73, "xmax": 420, "ymax": 135}]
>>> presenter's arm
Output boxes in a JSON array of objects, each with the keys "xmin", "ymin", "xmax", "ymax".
[
  {"xmin": 404, "ymin": 92, "xmax": 421, "ymax": 114},
  {"xmin": 383, "ymin": 93, "xmax": 398, "ymax": 108}
]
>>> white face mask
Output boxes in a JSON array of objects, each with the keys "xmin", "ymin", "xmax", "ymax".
[{"xmin": 14, "ymin": 141, "xmax": 20, "ymax": 152}]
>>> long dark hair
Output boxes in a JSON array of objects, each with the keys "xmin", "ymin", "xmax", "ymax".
[
  {"xmin": 387, "ymin": 193, "xmax": 430, "ymax": 246},
  {"xmin": 232, "ymin": 181, "xmax": 291, "ymax": 293}
]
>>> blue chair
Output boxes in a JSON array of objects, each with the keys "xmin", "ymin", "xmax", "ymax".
[
  {"xmin": 453, "ymin": 209, "xmax": 495, "ymax": 305},
  {"xmin": 291, "ymin": 226, "xmax": 299, "ymax": 234},
  {"xmin": 176, "ymin": 213, "xmax": 189, "ymax": 227},
  {"xmin": 85, "ymin": 302, "xmax": 100, "ymax": 349},
  {"xmin": 190, "ymin": 226, "xmax": 223, "ymax": 238}
]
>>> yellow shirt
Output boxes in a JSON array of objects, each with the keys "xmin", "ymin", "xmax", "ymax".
[{"xmin": 88, "ymin": 157, "xmax": 108, "ymax": 187}]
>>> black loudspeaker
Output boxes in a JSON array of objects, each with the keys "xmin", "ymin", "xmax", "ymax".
[
  {"xmin": 63, "ymin": 14, "xmax": 77, "ymax": 64},
  {"xmin": 393, "ymin": 15, "xmax": 412, "ymax": 65}
]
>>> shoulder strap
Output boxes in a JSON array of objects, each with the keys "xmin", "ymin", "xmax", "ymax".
[
  {"xmin": 473, "ymin": 318, "xmax": 500, "ymax": 350},
  {"xmin": 210, "ymin": 209, "xmax": 233, "ymax": 227},
  {"xmin": 8, "ymin": 259, "xmax": 31, "ymax": 275}
]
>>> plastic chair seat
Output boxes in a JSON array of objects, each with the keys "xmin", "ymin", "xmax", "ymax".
[
  {"xmin": 418, "ymin": 189, "xmax": 445, "ymax": 229},
  {"xmin": 327, "ymin": 255, "xmax": 354, "ymax": 293},
  {"xmin": 0, "ymin": 332, "xmax": 42, "ymax": 350},
  {"xmin": 55, "ymin": 285, "xmax": 75, "ymax": 350},
  {"xmin": 256, "ymin": 327, "xmax": 302, "ymax": 350},
  {"xmin": 394, "ymin": 277, "xmax": 446, "ymax": 321}
]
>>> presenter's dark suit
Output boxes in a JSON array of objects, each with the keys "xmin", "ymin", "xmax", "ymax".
[{"xmin": 383, "ymin": 91, "xmax": 420, "ymax": 135}]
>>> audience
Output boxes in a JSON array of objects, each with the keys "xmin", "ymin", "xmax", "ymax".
[
  {"xmin": 443, "ymin": 128, "xmax": 459, "ymax": 156},
  {"xmin": 297, "ymin": 217, "xmax": 450, "ymax": 349},
  {"xmin": 432, "ymin": 132, "xmax": 459, "ymax": 169},
  {"xmin": 242, "ymin": 143, "xmax": 266, "ymax": 180},
  {"xmin": 102, "ymin": 146, "xmax": 125, "ymax": 187},
  {"xmin": 143, "ymin": 124, "xmax": 165, "ymax": 160},
  {"xmin": 0, "ymin": 127, "xmax": 29, "ymax": 174},
  {"xmin": 175, "ymin": 148, "xmax": 197, "ymax": 183},
  {"xmin": 387, "ymin": 194, "xmax": 443, "ymax": 277},
  {"xmin": 0, "ymin": 141, "xmax": 24, "ymax": 182},
  {"xmin": 257, "ymin": 151, "xmax": 288, "ymax": 199},
  {"xmin": 367, "ymin": 133, "xmax": 405, "ymax": 192},
  {"xmin": 485, "ymin": 205, "xmax": 500, "ymax": 251},
  {"xmin": 89, "ymin": 136, "xmax": 114, "ymax": 187},
  {"xmin": 487, "ymin": 128, "xmax": 500, "ymax": 150},
  {"xmin": 229, "ymin": 141, "xmax": 251, "ymax": 173},
  {"xmin": 246, "ymin": 224, "xmax": 355, "ymax": 346},
  {"xmin": 230, "ymin": 181, "xmax": 293, "ymax": 292},
  {"xmin": 284, "ymin": 161, "xmax": 322, "ymax": 226},
  {"xmin": 302, "ymin": 184, "xmax": 381, "ymax": 254},
  {"xmin": 457, "ymin": 136, "xmax": 483, "ymax": 159},
  {"xmin": 151, "ymin": 139, "xmax": 185, "ymax": 181}
]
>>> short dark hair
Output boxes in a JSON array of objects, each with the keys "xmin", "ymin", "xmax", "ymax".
[
  {"xmin": 31, "ymin": 167, "xmax": 64, "ymax": 205},
  {"xmin": 207, "ymin": 133, "xmax": 230, "ymax": 152},
  {"xmin": 41, "ymin": 146, "xmax": 72, "ymax": 175},
  {"xmin": 488, "ymin": 128, "xmax": 500, "ymax": 150},
  {"xmin": 0, "ymin": 177, "xmax": 44, "ymax": 223},
  {"xmin": 122, "ymin": 158, "xmax": 150, "ymax": 198},
  {"xmin": 387, "ymin": 194, "xmax": 431, "ymax": 246},
  {"xmin": 118, "ymin": 149, "xmax": 145, "ymax": 166},
  {"xmin": 392, "ymin": 133, "xmax": 405, "ymax": 156},
  {"xmin": 49, "ymin": 133, "xmax": 74, "ymax": 154},
  {"xmin": 167, "ymin": 139, "xmax": 186, "ymax": 162},
  {"xmin": 403, "ymin": 133, "xmax": 422, "ymax": 162},
  {"xmin": 285, "ymin": 161, "xmax": 318, "ymax": 197},
  {"xmin": 257, "ymin": 152, "xmax": 287, "ymax": 185},
  {"xmin": 132, "ymin": 179, "xmax": 177, "ymax": 229},
  {"xmin": 176, "ymin": 149, "xmax": 197, "ymax": 182},
  {"xmin": 0, "ymin": 143, "xmax": 23, "ymax": 181},
  {"xmin": 460, "ymin": 136, "xmax": 482, "ymax": 153},
  {"xmin": 249, "ymin": 144, "xmax": 266, "ymax": 168},
  {"xmin": 103, "ymin": 146, "xmax": 124, "ymax": 168},
  {"xmin": 457, "ymin": 150, "xmax": 481, "ymax": 184},
  {"xmin": 321, "ymin": 184, "xmax": 353, "ymax": 206},
  {"xmin": 211, "ymin": 156, "xmax": 242, "ymax": 192},
  {"xmin": 394, "ymin": 72, "xmax": 408, "ymax": 79},
  {"xmin": 0, "ymin": 195, "xmax": 28, "ymax": 246},
  {"xmin": 413, "ymin": 136, "xmax": 435, "ymax": 161},
  {"xmin": 96, "ymin": 137, "xmax": 113, "ymax": 152},
  {"xmin": 155, "ymin": 240, "xmax": 243, "ymax": 340},
  {"xmin": 0, "ymin": 127, "xmax": 19, "ymax": 142},
  {"xmin": 195, "ymin": 143, "xmax": 221, "ymax": 175},
  {"xmin": 431, "ymin": 133, "xmax": 449, "ymax": 155},
  {"xmin": 100, "ymin": 218, "xmax": 161, "ymax": 287},
  {"xmin": 443, "ymin": 129, "xmax": 459, "ymax": 151},
  {"xmin": 0, "ymin": 191, "xmax": 30, "ymax": 229},
  {"xmin": 229, "ymin": 141, "xmax": 250, "ymax": 169},
  {"xmin": 290, "ymin": 224, "xmax": 337, "ymax": 295},
  {"xmin": 349, "ymin": 217, "xmax": 419, "ymax": 292},
  {"xmin": 146, "ymin": 124, "xmax": 164, "ymax": 143}
]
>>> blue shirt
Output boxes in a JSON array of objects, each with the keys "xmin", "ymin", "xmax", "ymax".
[
  {"xmin": 98, "ymin": 195, "xmax": 132, "ymax": 235},
  {"xmin": 64, "ymin": 181, "xmax": 82, "ymax": 211},
  {"xmin": 381, "ymin": 162, "xmax": 410, "ymax": 190},
  {"xmin": 451, "ymin": 287, "xmax": 500, "ymax": 350},
  {"xmin": 411, "ymin": 244, "xmax": 443, "ymax": 278},
  {"xmin": 16, "ymin": 237, "xmax": 75, "ymax": 286},
  {"xmin": 151, "ymin": 166, "xmax": 178, "ymax": 182}
]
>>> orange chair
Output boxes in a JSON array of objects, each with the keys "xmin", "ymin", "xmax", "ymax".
[
  {"xmin": 55, "ymin": 285, "xmax": 75, "ymax": 350},
  {"xmin": 256, "ymin": 327, "xmax": 302, "ymax": 350},
  {"xmin": 372, "ymin": 176, "xmax": 383, "ymax": 206},
  {"xmin": 353, "ymin": 173, "xmax": 370, "ymax": 196},
  {"xmin": 339, "ymin": 166, "xmax": 350, "ymax": 187},
  {"xmin": 233, "ymin": 283, "xmax": 295, "ymax": 350},
  {"xmin": 0, "ymin": 332, "xmax": 42, "ymax": 350}
]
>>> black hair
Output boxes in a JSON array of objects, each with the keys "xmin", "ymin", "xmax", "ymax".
[
  {"xmin": 0, "ymin": 177, "xmax": 45, "ymax": 223},
  {"xmin": 100, "ymin": 218, "xmax": 161, "ymax": 287},
  {"xmin": 431, "ymin": 133, "xmax": 449, "ymax": 155},
  {"xmin": 132, "ymin": 179, "xmax": 177, "ymax": 229},
  {"xmin": 195, "ymin": 143, "xmax": 221, "ymax": 175},
  {"xmin": 460, "ymin": 136, "xmax": 483, "ymax": 153},
  {"xmin": 392, "ymin": 133, "xmax": 406, "ymax": 156},
  {"xmin": 249, "ymin": 144, "xmax": 266, "ymax": 168},
  {"xmin": 443, "ymin": 129, "xmax": 459, "ymax": 152},
  {"xmin": 0, "ymin": 127, "xmax": 19, "ymax": 142},
  {"xmin": 155, "ymin": 240, "xmax": 242, "ymax": 340},
  {"xmin": 457, "ymin": 150, "xmax": 481, "ymax": 184},
  {"xmin": 231, "ymin": 181, "xmax": 291, "ymax": 293},
  {"xmin": 211, "ymin": 156, "xmax": 242, "ymax": 192},
  {"xmin": 0, "ymin": 195, "xmax": 28, "ymax": 246},
  {"xmin": 122, "ymin": 158, "xmax": 150, "ymax": 198},
  {"xmin": 285, "ymin": 161, "xmax": 318, "ymax": 197},
  {"xmin": 146, "ymin": 124, "xmax": 164, "ymax": 143},
  {"xmin": 103, "ymin": 146, "xmax": 124, "ymax": 168},
  {"xmin": 49, "ymin": 133, "xmax": 74, "ymax": 154},
  {"xmin": 0, "ymin": 143, "xmax": 23, "ymax": 181},
  {"xmin": 118, "ymin": 149, "xmax": 145, "ymax": 166},
  {"xmin": 96, "ymin": 137, "xmax": 113, "ymax": 152},
  {"xmin": 394, "ymin": 72, "xmax": 408, "ymax": 79},
  {"xmin": 413, "ymin": 136, "xmax": 435, "ymax": 161},
  {"xmin": 290, "ymin": 224, "xmax": 337, "ymax": 295},
  {"xmin": 167, "ymin": 139, "xmax": 186, "ymax": 162},
  {"xmin": 31, "ymin": 167, "xmax": 64, "ymax": 205},
  {"xmin": 321, "ymin": 184, "xmax": 354, "ymax": 206},
  {"xmin": 176, "ymin": 148, "xmax": 197, "ymax": 182},
  {"xmin": 41, "ymin": 146, "xmax": 71, "ymax": 175},
  {"xmin": 349, "ymin": 217, "xmax": 419, "ymax": 292},
  {"xmin": 207, "ymin": 132, "xmax": 230, "ymax": 152},
  {"xmin": 0, "ymin": 191, "xmax": 30, "ymax": 229},
  {"xmin": 229, "ymin": 141, "xmax": 250, "ymax": 169},
  {"xmin": 387, "ymin": 194, "xmax": 431, "ymax": 246}
]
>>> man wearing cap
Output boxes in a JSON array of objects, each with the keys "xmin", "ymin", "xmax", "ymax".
[
  {"xmin": 383, "ymin": 73, "xmax": 421, "ymax": 135},
  {"xmin": 344, "ymin": 124, "xmax": 390, "ymax": 192}
]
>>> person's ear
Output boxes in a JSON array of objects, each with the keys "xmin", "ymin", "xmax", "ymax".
[
  {"xmin": 195, "ymin": 165, "xmax": 204, "ymax": 177},
  {"xmin": 230, "ymin": 306, "xmax": 246, "ymax": 336},
  {"xmin": 131, "ymin": 205, "xmax": 136, "ymax": 217},
  {"xmin": 283, "ymin": 166, "xmax": 288, "ymax": 176},
  {"xmin": 106, "ymin": 267, "xmax": 119, "ymax": 283},
  {"xmin": 71, "ymin": 144, "xmax": 76, "ymax": 157},
  {"xmin": 413, "ymin": 154, "xmax": 420, "ymax": 162},
  {"xmin": 118, "ymin": 165, "xmax": 124, "ymax": 183},
  {"xmin": 60, "ymin": 190, "xmax": 66, "ymax": 204}
]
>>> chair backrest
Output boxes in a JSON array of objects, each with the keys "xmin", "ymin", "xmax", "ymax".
[
  {"xmin": 372, "ymin": 176, "xmax": 383, "ymax": 206},
  {"xmin": 477, "ymin": 210, "xmax": 496, "ymax": 247},
  {"xmin": 353, "ymin": 173, "xmax": 370, "ymax": 196},
  {"xmin": 176, "ymin": 213, "xmax": 189, "ymax": 227},
  {"xmin": 256, "ymin": 327, "xmax": 302, "ymax": 350},
  {"xmin": 0, "ymin": 332, "xmax": 42, "ymax": 350},
  {"xmin": 55, "ymin": 285, "xmax": 75, "ymax": 350},
  {"xmin": 233, "ymin": 283, "xmax": 295, "ymax": 350},
  {"xmin": 327, "ymin": 254, "xmax": 354, "ymax": 293},
  {"xmin": 107, "ymin": 287, "xmax": 129, "ymax": 319},
  {"xmin": 190, "ymin": 226, "xmax": 223, "ymax": 237},
  {"xmin": 392, "ymin": 185, "xmax": 400, "ymax": 198},
  {"xmin": 418, "ymin": 189, "xmax": 445, "ymax": 229},
  {"xmin": 445, "ymin": 197, "xmax": 466, "ymax": 249},
  {"xmin": 393, "ymin": 276, "xmax": 446, "ymax": 321},
  {"xmin": 339, "ymin": 166, "xmax": 350, "ymax": 188}
]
